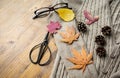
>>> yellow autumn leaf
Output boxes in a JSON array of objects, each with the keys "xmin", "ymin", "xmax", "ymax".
[
  {"xmin": 56, "ymin": 8, "xmax": 75, "ymax": 21},
  {"xmin": 67, "ymin": 47, "xmax": 93, "ymax": 72}
]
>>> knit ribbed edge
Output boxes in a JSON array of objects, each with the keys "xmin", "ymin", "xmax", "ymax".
[
  {"xmin": 98, "ymin": 45, "xmax": 120, "ymax": 78},
  {"xmin": 101, "ymin": 45, "xmax": 120, "ymax": 78},
  {"xmin": 98, "ymin": 0, "xmax": 120, "ymax": 78},
  {"xmin": 110, "ymin": 70, "xmax": 120, "ymax": 78},
  {"xmin": 50, "ymin": 54, "xmax": 61, "ymax": 78},
  {"xmin": 50, "ymin": 53, "xmax": 71, "ymax": 78},
  {"xmin": 107, "ymin": 52, "xmax": 120, "ymax": 78},
  {"xmin": 105, "ymin": 0, "xmax": 120, "ymax": 77}
]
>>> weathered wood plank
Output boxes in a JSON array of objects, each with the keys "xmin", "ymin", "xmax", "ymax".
[{"xmin": 0, "ymin": 0, "xmax": 56, "ymax": 78}]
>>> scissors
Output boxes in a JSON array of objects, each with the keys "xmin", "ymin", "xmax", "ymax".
[{"xmin": 29, "ymin": 32, "xmax": 52, "ymax": 66}]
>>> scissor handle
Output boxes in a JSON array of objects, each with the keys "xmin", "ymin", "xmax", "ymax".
[
  {"xmin": 38, "ymin": 45, "xmax": 52, "ymax": 66},
  {"xmin": 29, "ymin": 43, "xmax": 41, "ymax": 64},
  {"xmin": 29, "ymin": 42, "xmax": 52, "ymax": 66}
]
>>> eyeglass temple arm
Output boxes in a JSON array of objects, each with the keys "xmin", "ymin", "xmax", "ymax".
[
  {"xmin": 53, "ymin": 3, "xmax": 68, "ymax": 7},
  {"xmin": 33, "ymin": 10, "xmax": 50, "ymax": 19}
]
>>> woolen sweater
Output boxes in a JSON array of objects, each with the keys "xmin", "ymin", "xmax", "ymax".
[{"xmin": 49, "ymin": 0, "xmax": 120, "ymax": 78}]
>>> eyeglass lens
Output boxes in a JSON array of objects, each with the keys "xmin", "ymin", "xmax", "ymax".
[{"xmin": 34, "ymin": 8, "xmax": 50, "ymax": 18}]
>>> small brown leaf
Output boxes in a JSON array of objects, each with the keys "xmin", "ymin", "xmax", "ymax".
[
  {"xmin": 67, "ymin": 47, "xmax": 93, "ymax": 72},
  {"xmin": 60, "ymin": 26, "xmax": 80, "ymax": 44}
]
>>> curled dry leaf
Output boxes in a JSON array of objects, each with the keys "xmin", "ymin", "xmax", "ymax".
[
  {"xmin": 84, "ymin": 10, "xmax": 99, "ymax": 25},
  {"xmin": 60, "ymin": 26, "xmax": 80, "ymax": 44},
  {"xmin": 67, "ymin": 47, "xmax": 93, "ymax": 72}
]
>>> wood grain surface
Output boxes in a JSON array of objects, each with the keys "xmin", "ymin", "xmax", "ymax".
[{"xmin": 0, "ymin": 0, "xmax": 57, "ymax": 78}]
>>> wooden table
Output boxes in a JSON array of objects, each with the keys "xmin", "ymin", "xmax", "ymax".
[{"xmin": 0, "ymin": 0, "xmax": 57, "ymax": 78}]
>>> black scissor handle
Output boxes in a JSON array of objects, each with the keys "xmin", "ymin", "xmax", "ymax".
[
  {"xmin": 29, "ymin": 42, "xmax": 52, "ymax": 66},
  {"xmin": 29, "ymin": 43, "xmax": 41, "ymax": 64},
  {"xmin": 38, "ymin": 45, "xmax": 52, "ymax": 66}
]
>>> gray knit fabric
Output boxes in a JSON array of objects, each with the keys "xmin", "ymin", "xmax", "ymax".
[
  {"xmin": 98, "ymin": 0, "xmax": 120, "ymax": 78},
  {"xmin": 49, "ymin": 0, "xmax": 120, "ymax": 78},
  {"xmin": 110, "ymin": 71, "xmax": 120, "ymax": 78}
]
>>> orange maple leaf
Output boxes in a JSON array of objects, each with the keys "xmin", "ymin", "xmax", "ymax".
[
  {"xmin": 67, "ymin": 47, "xmax": 93, "ymax": 72},
  {"xmin": 59, "ymin": 26, "xmax": 80, "ymax": 44}
]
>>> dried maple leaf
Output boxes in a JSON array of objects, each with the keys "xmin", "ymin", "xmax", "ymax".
[
  {"xmin": 47, "ymin": 21, "xmax": 61, "ymax": 34},
  {"xmin": 67, "ymin": 47, "xmax": 93, "ymax": 72},
  {"xmin": 60, "ymin": 26, "xmax": 80, "ymax": 44}
]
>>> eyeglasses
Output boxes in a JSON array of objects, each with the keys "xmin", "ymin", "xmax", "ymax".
[
  {"xmin": 29, "ymin": 32, "xmax": 52, "ymax": 66},
  {"xmin": 33, "ymin": 3, "xmax": 68, "ymax": 19}
]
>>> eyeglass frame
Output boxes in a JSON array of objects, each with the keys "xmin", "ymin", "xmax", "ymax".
[{"xmin": 33, "ymin": 3, "xmax": 69, "ymax": 19}]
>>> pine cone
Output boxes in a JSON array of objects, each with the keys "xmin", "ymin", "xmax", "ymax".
[
  {"xmin": 101, "ymin": 26, "xmax": 111, "ymax": 36},
  {"xmin": 95, "ymin": 35, "xmax": 106, "ymax": 46},
  {"xmin": 96, "ymin": 47, "xmax": 106, "ymax": 57},
  {"xmin": 77, "ymin": 22, "xmax": 87, "ymax": 33}
]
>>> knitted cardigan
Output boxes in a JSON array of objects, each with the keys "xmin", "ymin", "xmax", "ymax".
[{"xmin": 49, "ymin": 0, "xmax": 120, "ymax": 78}]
